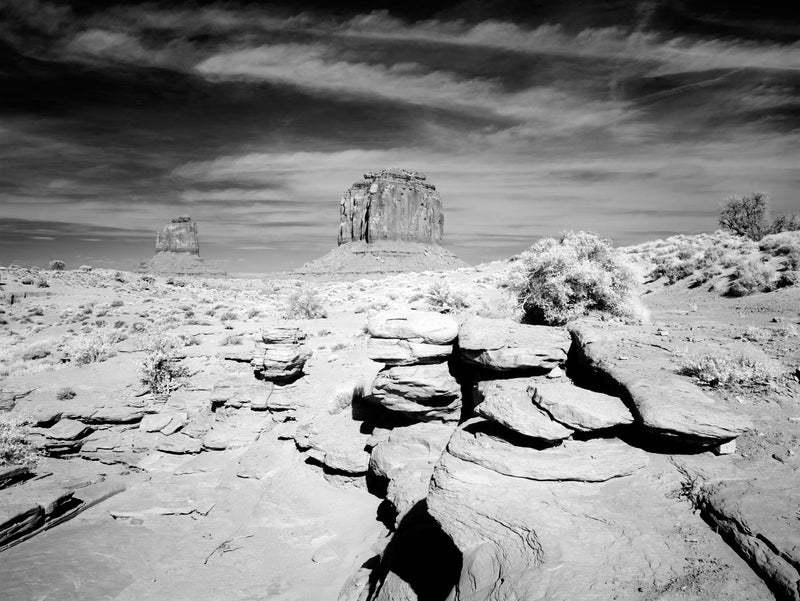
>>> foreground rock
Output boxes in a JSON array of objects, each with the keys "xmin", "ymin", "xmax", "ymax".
[
  {"xmin": 474, "ymin": 379, "xmax": 573, "ymax": 442},
  {"xmin": 370, "ymin": 363, "xmax": 461, "ymax": 421},
  {"xmin": 569, "ymin": 321, "xmax": 752, "ymax": 443},
  {"xmin": 530, "ymin": 380, "xmax": 634, "ymax": 432},
  {"xmin": 368, "ymin": 422, "xmax": 454, "ymax": 525},
  {"xmin": 459, "ymin": 316, "xmax": 570, "ymax": 372},
  {"xmin": 448, "ymin": 420, "xmax": 648, "ymax": 481},
  {"xmin": 367, "ymin": 310, "xmax": 458, "ymax": 346},
  {"xmin": 252, "ymin": 326, "xmax": 310, "ymax": 382}
]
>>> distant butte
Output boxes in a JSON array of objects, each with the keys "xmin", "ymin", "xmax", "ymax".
[
  {"xmin": 295, "ymin": 169, "xmax": 466, "ymax": 278},
  {"xmin": 139, "ymin": 215, "xmax": 225, "ymax": 276}
]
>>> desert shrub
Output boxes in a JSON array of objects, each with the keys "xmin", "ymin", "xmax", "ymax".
[
  {"xmin": 138, "ymin": 333, "xmax": 187, "ymax": 395},
  {"xmin": 726, "ymin": 260, "xmax": 775, "ymax": 296},
  {"xmin": 285, "ymin": 286, "xmax": 327, "ymax": 319},
  {"xmin": 769, "ymin": 213, "xmax": 800, "ymax": 234},
  {"xmin": 22, "ymin": 343, "xmax": 50, "ymax": 361},
  {"xmin": 130, "ymin": 321, "xmax": 146, "ymax": 333},
  {"xmin": 0, "ymin": 416, "xmax": 39, "ymax": 468},
  {"xmin": 719, "ymin": 192, "xmax": 770, "ymax": 240},
  {"xmin": 20, "ymin": 276, "xmax": 33, "ymax": 285},
  {"xmin": 743, "ymin": 326, "xmax": 772, "ymax": 344},
  {"xmin": 219, "ymin": 311, "xmax": 238, "ymax": 322},
  {"xmin": 35, "ymin": 276, "xmax": 49, "ymax": 288},
  {"xmin": 680, "ymin": 353, "xmax": 783, "ymax": 388},
  {"xmin": 776, "ymin": 270, "xmax": 798, "ymax": 288},
  {"xmin": 48, "ymin": 260, "xmax": 66, "ymax": 271},
  {"xmin": 110, "ymin": 299, "xmax": 124, "ymax": 308},
  {"xmin": 507, "ymin": 231, "xmax": 645, "ymax": 325},
  {"xmin": 28, "ymin": 306, "xmax": 44, "ymax": 317},
  {"xmin": 220, "ymin": 334, "xmax": 242, "ymax": 346},
  {"xmin": 56, "ymin": 386, "xmax": 76, "ymax": 400},
  {"xmin": 140, "ymin": 275, "xmax": 154, "ymax": 284},
  {"xmin": 246, "ymin": 308, "xmax": 261, "ymax": 319},
  {"xmin": 113, "ymin": 271, "xmax": 126, "ymax": 283},
  {"xmin": 79, "ymin": 265, "xmax": 92, "ymax": 271},
  {"xmin": 63, "ymin": 329, "xmax": 119, "ymax": 365},
  {"xmin": 425, "ymin": 281, "xmax": 468, "ymax": 313}
]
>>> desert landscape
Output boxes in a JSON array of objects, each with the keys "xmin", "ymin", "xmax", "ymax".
[{"xmin": 2, "ymin": 1, "xmax": 799, "ymax": 600}]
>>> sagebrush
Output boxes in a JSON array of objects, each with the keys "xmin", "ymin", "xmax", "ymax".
[
  {"xmin": 285, "ymin": 286, "xmax": 327, "ymax": 319},
  {"xmin": 507, "ymin": 231, "xmax": 646, "ymax": 325}
]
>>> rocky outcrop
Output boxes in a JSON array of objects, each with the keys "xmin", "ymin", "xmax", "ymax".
[
  {"xmin": 339, "ymin": 169, "xmax": 443, "ymax": 245},
  {"xmin": 568, "ymin": 321, "xmax": 752, "ymax": 444},
  {"xmin": 139, "ymin": 216, "xmax": 224, "ymax": 276},
  {"xmin": 459, "ymin": 316, "xmax": 570, "ymax": 372},
  {"xmin": 251, "ymin": 326, "xmax": 310, "ymax": 383}
]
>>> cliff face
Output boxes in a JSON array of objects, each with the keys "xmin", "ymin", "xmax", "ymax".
[
  {"xmin": 155, "ymin": 216, "xmax": 200, "ymax": 255},
  {"xmin": 338, "ymin": 169, "xmax": 444, "ymax": 245}
]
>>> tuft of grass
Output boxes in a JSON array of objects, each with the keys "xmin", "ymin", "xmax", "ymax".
[
  {"xmin": 63, "ymin": 328, "xmax": 120, "ymax": 365},
  {"xmin": 220, "ymin": 334, "xmax": 242, "ymax": 346},
  {"xmin": 285, "ymin": 286, "xmax": 327, "ymax": 319},
  {"xmin": 56, "ymin": 386, "xmax": 76, "ymax": 400},
  {"xmin": 679, "ymin": 352, "xmax": 783, "ymax": 388}
]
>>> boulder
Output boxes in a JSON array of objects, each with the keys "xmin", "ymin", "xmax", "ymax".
[
  {"xmin": 338, "ymin": 168, "xmax": 443, "ymax": 245},
  {"xmin": 367, "ymin": 310, "xmax": 458, "ymax": 345},
  {"xmin": 530, "ymin": 380, "xmax": 634, "ymax": 432},
  {"xmin": 569, "ymin": 322, "xmax": 752, "ymax": 443},
  {"xmin": 367, "ymin": 338, "xmax": 452, "ymax": 366},
  {"xmin": 459, "ymin": 316, "xmax": 570, "ymax": 371},
  {"xmin": 448, "ymin": 420, "xmax": 648, "ymax": 482},
  {"xmin": 371, "ymin": 363, "xmax": 461, "ymax": 421},
  {"xmin": 474, "ymin": 379, "xmax": 573, "ymax": 442},
  {"xmin": 369, "ymin": 422, "xmax": 454, "ymax": 525},
  {"xmin": 252, "ymin": 343, "xmax": 310, "ymax": 382},
  {"xmin": 260, "ymin": 326, "xmax": 307, "ymax": 344},
  {"xmin": 139, "ymin": 413, "xmax": 175, "ymax": 433}
]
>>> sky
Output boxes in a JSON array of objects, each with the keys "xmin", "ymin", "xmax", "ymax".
[{"xmin": 1, "ymin": 0, "xmax": 798, "ymax": 272}]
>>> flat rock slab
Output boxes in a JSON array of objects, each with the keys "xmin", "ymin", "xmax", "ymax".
[
  {"xmin": 427, "ymin": 452, "xmax": 772, "ymax": 601},
  {"xmin": 367, "ymin": 338, "xmax": 452, "ymax": 366},
  {"xmin": 139, "ymin": 413, "xmax": 174, "ymax": 433},
  {"xmin": 694, "ymin": 468, "xmax": 800, "ymax": 601},
  {"xmin": 448, "ymin": 420, "xmax": 648, "ymax": 482},
  {"xmin": 86, "ymin": 406, "xmax": 145, "ymax": 425},
  {"xmin": 530, "ymin": 380, "xmax": 634, "ymax": 432},
  {"xmin": 367, "ymin": 310, "xmax": 458, "ymax": 345},
  {"xmin": 474, "ymin": 379, "xmax": 573, "ymax": 441},
  {"xmin": 157, "ymin": 433, "xmax": 202, "ymax": 455},
  {"xmin": 459, "ymin": 316, "xmax": 570, "ymax": 371},
  {"xmin": 569, "ymin": 322, "xmax": 752, "ymax": 443},
  {"xmin": 260, "ymin": 326, "xmax": 307, "ymax": 344},
  {"xmin": 45, "ymin": 419, "xmax": 92, "ymax": 441}
]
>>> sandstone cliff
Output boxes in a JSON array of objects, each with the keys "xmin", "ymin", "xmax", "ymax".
[
  {"xmin": 155, "ymin": 215, "xmax": 200, "ymax": 255},
  {"xmin": 339, "ymin": 169, "xmax": 444, "ymax": 245}
]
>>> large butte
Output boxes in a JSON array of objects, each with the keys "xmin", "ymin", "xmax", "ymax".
[
  {"xmin": 294, "ymin": 169, "xmax": 467, "ymax": 278},
  {"xmin": 138, "ymin": 215, "xmax": 225, "ymax": 275}
]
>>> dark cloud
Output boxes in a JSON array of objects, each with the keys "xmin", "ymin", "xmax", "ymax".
[{"xmin": 1, "ymin": 1, "xmax": 798, "ymax": 271}]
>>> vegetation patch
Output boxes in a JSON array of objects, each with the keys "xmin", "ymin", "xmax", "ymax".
[
  {"xmin": 679, "ymin": 352, "xmax": 783, "ymax": 388},
  {"xmin": 0, "ymin": 416, "xmax": 39, "ymax": 468}
]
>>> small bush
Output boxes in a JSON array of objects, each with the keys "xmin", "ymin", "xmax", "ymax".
[
  {"xmin": 63, "ymin": 329, "xmax": 119, "ymax": 365},
  {"xmin": 776, "ymin": 270, "xmax": 798, "ymax": 288},
  {"xmin": 79, "ymin": 265, "xmax": 92, "ymax": 271},
  {"xmin": 138, "ymin": 333, "xmax": 187, "ymax": 396},
  {"xmin": 48, "ymin": 260, "xmax": 66, "ymax": 271},
  {"xmin": 220, "ymin": 334, "xmax": 242, "ymax": 346},
  {"xmin": 425, "ymin": 282, "xmax": 468, "ymax": 313},
  {"xmin": 110, "ymin": 299, "xmax": 124, "ymax": 308},
  {"xmin": 507, "ymin": 231, "xmax": 645, "ymax": 325},
  {"xmin": 20, "ymin": 276, "xmax": 33, "ymax": 285},
  {"xmin": 113, "ymin": 271, "xmax": 126, "ymax": 283},
  {"xmin": 0, "ymin": 416, "xmax": 39, "ymax": 468},
  {"xmin": 285, "ymin": 286, "xmax": 327, "ymax": 319},
  {"xmin": 22, "ymin": 343, "xmax": 50, "ymax": 361},
  {"xmin": 246, "ymin": 308, "xmax": 261, "ymax": 319},
  {"xmin": 680, "ymin": 353, "xmax": 783, "ymax": 388},
  {"xmin": 726, "ymin": 260, "xmax": 775, "ymax": 296},
  {"xmin": 56, "ymin": 386, "xmax": 76, "ymax": 400},
  {"xmin": 35, "ymin": 276, "xmax": 49, "ymax": 288},
  {"xmin": 219, "ymin": 311, "xmax": 238, "ymax": 322}
]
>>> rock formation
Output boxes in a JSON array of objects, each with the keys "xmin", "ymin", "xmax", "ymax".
[
  {"xmin": 139, "ymin": 216, "xmax": 224, "ymax": 276},
  {"xmin": 294, "ymin": 169, "xmax": 466, "ymax": 277},
  {"xmin": 338, "ymin": 169, "xmax": 443, "ymax": 245}
]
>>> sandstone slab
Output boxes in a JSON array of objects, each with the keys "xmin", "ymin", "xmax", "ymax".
[
  {"xmin": 157, "ymin": 433, "xmax": 202, "ymax": 455},
  {"xmin": 459, "ymin": 316, "xmax": 570, "ymax": 371},
  {"xmin": 45, "ymin": 419, "xmax": 92, "ymax": 441},
  {"xmin": 530, "ymin": 380, "xmax": 634, "ymax": 432},
  {"xmin": 371, "ymin": 363, "xmax": 461, "ymax": 421},
  {"xmin": 448, "ymin": 420, "xmax": 647, "ymax": 482},
  {"xmin": 474, "ymin": 379, "xmax": 573, "ymax": 441},
  {"xmin": 367, "ymin": 310, "xmax": 458, "ymax": 345},
  {"xmin": 367, "ymin": 337, "xmax": 452, "ymax": 366},
  {"xmin": 569, "ymin": 322, "xmax": 752, "ymax": 443}
]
